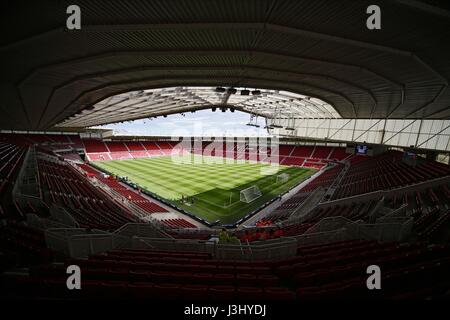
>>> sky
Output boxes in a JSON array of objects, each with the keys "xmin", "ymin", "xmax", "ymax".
[{"xmin": 94, "ymin": 110, "xmax": 271, "ymax": 137}]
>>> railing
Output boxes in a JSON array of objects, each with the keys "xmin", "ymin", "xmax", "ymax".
[
  {"xmin": 302, "ymin": 216, "xmax": 354, "ymax": 234},
  {"xmin": 367, "ymin": 197, "xmax": 386, "ymax": 222},
  {"xmin": 295, "ymin": 228, "xmax": 348, "ymax": 247},
  {"xmin": 320, "ymin": 162, "xmax": 349, "ymax": 202},
  {"xmin": 132, "ymin": 237, "xmax": 216, "ymax": 254},
  {"xmin": 345, "ymin": 218, "xmax": 413, "ymax": 242},
  {"xmin": 49, "ymin": 204, "xmax": 79, "ymax": 228},
  {"xmin": 26, "ymin": 213, "xmax": 70, "ymax": 230},
  {"xmin": 215, "ymin": 237, "xmax": 297, "ymax": 261},
  {"xmin": 293, "ymin": 215, "xmax": 414, "ymax": 247},
  {"xmin": 114, "ymin": 223, "xmax": 170, "ymax": 239},
  {"xmin": 13, "ymin": 146, "xmax": 48, "ymax": 211},
  {"xmin": 288, "ymin": 187, "xmax": 325, "ymax": 222},
  {"xmin": 376, "ymin": 204, "xmax": 409, "ymax": 222},
  {"xmin": 44, "ymin": 228, "xmax": 90, "ymax": 256},
  {"xmin": 313, "ymin": 175, "xmax": 450, "ymax": 209}
]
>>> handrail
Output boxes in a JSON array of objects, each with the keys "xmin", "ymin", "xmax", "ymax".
[{"xmin": 311, "ymin": 175, "xmax": 450, "ymax": 210}]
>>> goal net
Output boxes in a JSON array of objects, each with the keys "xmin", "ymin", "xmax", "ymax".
[
  {"xmin": 239, "ymin": 185, "xmax": 262, "ymax": 203},
  {"xmin": 277, "ymin": 173, "xmax": 290, "ymax": 183}
]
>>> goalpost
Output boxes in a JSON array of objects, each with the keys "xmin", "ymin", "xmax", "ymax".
[
  {"xmin": 276, "ymin": 173, "xmax": 290, "ymax": 183},
  {"xmin": 239, "ymin": 185, "xmax": 262, "ymax": 203}
]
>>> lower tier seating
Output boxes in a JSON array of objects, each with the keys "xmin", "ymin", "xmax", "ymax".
[{"xmin": 3, "ymin": 240, "xmax": 450, "ymax": 300}]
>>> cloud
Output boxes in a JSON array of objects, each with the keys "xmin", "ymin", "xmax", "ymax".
[{"xmin": 96, "ymin": 110, "xmax": 270, "ymax": 137}]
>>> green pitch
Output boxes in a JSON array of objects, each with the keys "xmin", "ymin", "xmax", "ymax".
[{"xmin": 93, "ymin": 155, "xmax": 316, "ymax": 224}]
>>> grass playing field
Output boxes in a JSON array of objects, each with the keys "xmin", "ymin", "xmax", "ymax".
[{"xmin": 93, "ymin": 155, "xmax": 316, "ymax": 224}]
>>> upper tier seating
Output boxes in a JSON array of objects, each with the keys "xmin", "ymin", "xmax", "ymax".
[
  {"xmin": 311, "ymin": 147, "xmax": 332, "ymax": 159},
  {"xmin": 290, "ymin": 146, "xmax": 314, "ymax": 158},
  {"xmin": 328, "ymin": 147, "xmax": 349, "ymax": 161},
  {"xmin": 125, "ymin": 142, "xmax": 146, "ymax": 151},
  {"xmin": 67, "ymin": 135, "xmax": 84, "ymax": 149},
  {"xmin": 45, "ymin": 135, "xmax": 71, "ymax": 144},
  {"xmin": 0, "ymin": 133, "xmax": 83, "ymax": 148},
  {"xmin": 82, "ymin": 139, "xmax": 108, "ymax": 153},
  {"xmin": 82, "ymin": 139, "xmax": 345, "ymax": 170},
  {"xmin": 105, "ymin": 141, "xmax": 128, "ymax": 152}
]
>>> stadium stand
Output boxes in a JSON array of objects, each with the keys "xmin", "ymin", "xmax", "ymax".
[
  {"xmin": 77, "ymin": 164, "xmax": 168, "ymax": 215},
  {"xmin": 332, "ymin": 151, "xmax": 450, "ymax": 199},
  {"xmin": 38, "ymin": 157, "xmax": 137, "ymax": 230},
  {"xmin": 82, "ymin": 139, "xmax": 109, "ymax": 153},
  {"xmin": 0, "ymin": 142, "xmax": 27, "ymax": 194},
  {"xmin": 2, "ymin": 238, "xmax": 450, "ymax": 300},
  {"xmin": 0, "ymin": 133, "xmax": 449, "ymax": 301},
  {"xmin": 2, "ymin": 0, "xmax": 450, "ymax": 303}
]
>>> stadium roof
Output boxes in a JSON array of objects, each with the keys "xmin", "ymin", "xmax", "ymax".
[
  {"xmin": 1, "ymin": 0, "xmax": 450, "ymax": 131},
  {"xmin": 56, "ymin": 87, "xmax": 339, "ymax": 128}
]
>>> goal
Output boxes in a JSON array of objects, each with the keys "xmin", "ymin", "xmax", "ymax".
[
  {"xmin": 277, "ymin": 173, "xmax": 290, "ymax": 183},
  {"xmin": 239, "ymin": 185, "xmax": 262, "ymax": 203}
]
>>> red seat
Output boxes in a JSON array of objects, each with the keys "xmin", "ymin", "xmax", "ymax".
[
  {"xmin": 129, "ymin": 270, "xmax": 151, "ymax": 282},
  {"xmin": 80, "ymin": 280, "xmax": 103, "ymax": 298},
  {"xmin": 257, "ymin": 274, "xmax": 279, "ymax": 287},
  {"xmin": 264, "ymin": 287, "xmax": 295, "ymax": 300},
  {"xmin": 181, "ymin": 284, "xmax": 208, "ymax": 300},
  {"xmin": 170, "ymin": 271, "xmax": 193, "ymax": 284},
  {"xmin": 236, "ymin": 287, "xmax": 264, "ymax": 300},
  {"xmin": 128, "ymin": 282, "xmax": 155, "ymax": 299},
  {"xmin": 153, "ymin": 283, "xmax": 181, "ymax": 299},
  {"xmin": 100, "ymin": 281, "xmax": 128, "ymax": 297},
  {"xmin": 236, "ymin": 273, "xmax": 258, "ymax": 286},
  {"xmin": 209, "ymin": 285, "xmax": 235, "ymax": 300},
  {"xmin": 212, "ymin": 273, "xmax": 235, "ymax": 285},
  {"xmin": 193, "ymin": 273, "xmax": 213, "ymax": 284}
]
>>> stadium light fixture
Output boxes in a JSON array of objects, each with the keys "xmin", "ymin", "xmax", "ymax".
[
  {"xmin": 215, "ymin": 87, "xmax": 226, "ymax": 93},
  {"xmin": 241, "ymin": 89, "xmax": 250, "ymax": 96},
  {"xmin": 227, "ymin": 88, "xmax": 237, "ymax": 94},
  {"xmin": 251, "ymin": 90, "xmax": 261, "ymax": 95}
]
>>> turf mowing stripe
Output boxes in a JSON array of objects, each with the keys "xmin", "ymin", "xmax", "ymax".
[{"xmin": 94, "ymin": 155, "xmax": 316, "ymax": 224}]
